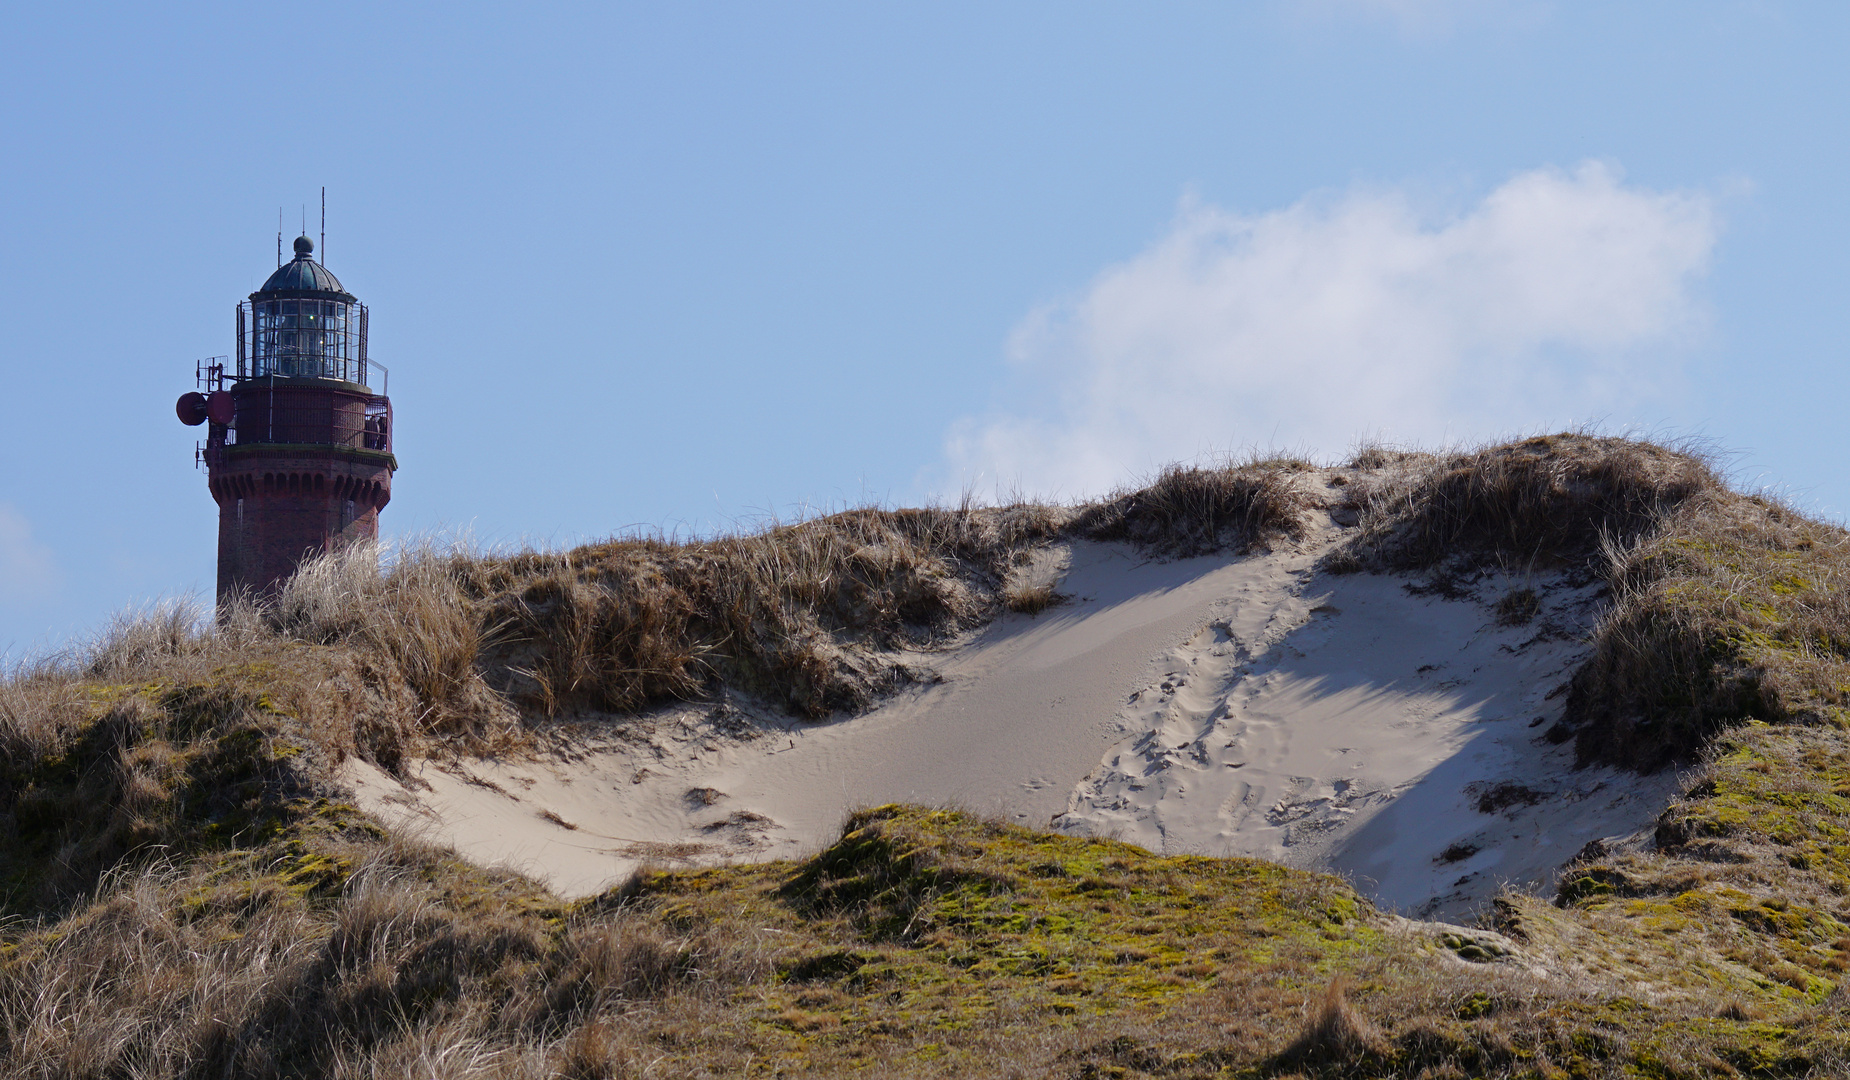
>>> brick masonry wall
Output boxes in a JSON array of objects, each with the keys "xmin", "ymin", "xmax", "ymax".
[{"xmin": 210, "ymin": 448, "xmax": 395, "ymax": 601}]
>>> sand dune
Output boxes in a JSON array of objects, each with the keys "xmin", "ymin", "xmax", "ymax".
[
  {"xmin": 345, "ymin": 496, "xmax": 1678, "ymax": 918},
  {"xmin": 1055, "ymin": 565, "xmax": 1679, "ymax": 919}
]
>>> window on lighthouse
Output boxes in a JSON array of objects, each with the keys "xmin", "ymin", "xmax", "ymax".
[{"xmin": 253, "ymin": 300, "xmax": 361, "ymax": 379}]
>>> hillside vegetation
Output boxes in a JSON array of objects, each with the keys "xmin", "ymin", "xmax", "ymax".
[{"xmin": 4, "ymin": 434, "xmax": 1850, "ymax": 1077}]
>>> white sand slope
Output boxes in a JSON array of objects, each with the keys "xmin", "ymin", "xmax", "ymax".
[
  {"xmin": 1054, "ymin": 570, "xmax": 1681, "ymax": 918},
  {"xmin": 344, "ymin": 505, "xmax": 1681, "ymax": 919}
]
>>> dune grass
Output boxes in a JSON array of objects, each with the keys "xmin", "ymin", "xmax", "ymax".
[
  {"xmin": 5, "ymin": 435, "xmax": 1850, "ymax": 1075},
  {"xmin": 457, "ymin": 504, "xmax": 1068, "ymax": 721},
  {"xmin": 1072, "ymin": 456, "xmax": 1314, "ymax": 558},
  {"xmin": 1339, "ymin": 432, "xmax": 1722, "ymax": 574}
]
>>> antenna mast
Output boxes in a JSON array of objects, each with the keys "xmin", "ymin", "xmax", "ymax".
[
  {"xmin": 277, "ymin": 208, "xmax": 282, "ymax": 267},
  {"xmin": 320, "ymin": 187, "xmax": 326, "ymax": 263}
]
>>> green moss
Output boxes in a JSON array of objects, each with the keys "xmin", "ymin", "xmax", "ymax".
[
  {"xmin": 1439, "ymin": 931, "xmax": 1513, "ymax": 962},
  {"xmin": 0, "ymin": 673, "xmax": 336, "ymax": 915},
  {"xmin": 609, "ymin": 805, "xmax": 1398, "ymax": 1061}
]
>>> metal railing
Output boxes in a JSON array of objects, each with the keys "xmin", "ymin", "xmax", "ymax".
[
  {"xmin": 225, "ymin": 403, "xmax": 391, "ymax": 451},
  {"xmin": 194, "ymin": 356, "xmax": 393, "ymax": 468}
]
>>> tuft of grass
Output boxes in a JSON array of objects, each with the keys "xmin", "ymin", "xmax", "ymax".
[
  {"xmin": 1494, "ymin": 586, "xmax": 1541, "ymax": 626},
  {"xmin": 1071, "ymin": 459, "xmax": 1311, "ymax": 558},
  {"xmin": 1280, "ymin": 977, "xmax": 1388, "ymax": 1069},
  {"xmin": 80, "ymin": 596, "xmax": 219, "ymax": 679},
  {"xmin": 1002, "ymin": 581, "xmax": 1068, "ymax": 616}
]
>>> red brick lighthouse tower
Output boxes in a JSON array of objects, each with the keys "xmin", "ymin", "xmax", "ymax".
[{"xmin": 177, "ymin": 235, "xmax": 397, "ymax": 602}]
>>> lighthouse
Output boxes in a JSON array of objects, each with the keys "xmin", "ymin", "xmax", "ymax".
[{"xmin": 178, "ymin": 235, "xmax": 397, "ymax": 603}]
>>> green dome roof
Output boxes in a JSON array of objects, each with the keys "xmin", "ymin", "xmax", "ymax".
[{"xmin": 252, "ymin": 236, "xmax": 355, "ymax": 301}]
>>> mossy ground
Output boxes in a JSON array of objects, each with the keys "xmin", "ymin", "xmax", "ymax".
[
  {"xmin": 624, "ymin": 805, "xmax": 1386, "ymax": 1074},
  {"xmin": 3, "ymin": 683, "xmax": 1843, "ymax": 1080}
]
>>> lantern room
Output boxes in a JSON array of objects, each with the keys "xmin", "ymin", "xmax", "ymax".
[{"xmin": 240, "ymin": 235, "xmax": 370, "ymax": 385}]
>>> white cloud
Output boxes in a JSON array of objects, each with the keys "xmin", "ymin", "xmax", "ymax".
[
  {"xmin": 0, "ymin": 505, "xmax": 60, "ymax": 601},
  {"xmin": 934, "ymin": 162, "xmax": 1718, "ymax": 499}
]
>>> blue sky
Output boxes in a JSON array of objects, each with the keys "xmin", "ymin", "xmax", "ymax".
[{"xmin": 3, "ymin": 0, "xmax": 1847, "ymax": 655}]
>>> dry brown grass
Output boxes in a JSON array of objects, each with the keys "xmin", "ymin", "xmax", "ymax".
[
  {"xmin": 263, "ymin": 539, "xmax": 515, "ymax": 738},
  {"xmin": 1560, "ymin": 487, "xmax": 1850, "ymax": 770},
  {"xmin": 0, "ymin": 842, "xmax": 732, "ymax": 1079},
  {"xmin": 1279, "ymin": 977, "xmax": 1388, "ymax": 1067},
  {"xmin": 1002, "ymin": 580, "xmax": 1067, "ymax": 616},
  {"xmin": 456, "ymin": 504, "xmax": 1067, "ymax": 720},
  {"xmin": 1341, "ymin": 432, "xmax": 1721, "ymax": 573},
  {"xmin": 79, "ymin": 596, "xmax": 222, "ymax": 679},
  {"xmin": 0, "ymin": 658, "xmax": 90, "ymax": 774},
  {"xmin": 0, "ymin": 863, "xmax": 322, "ymax": 1075},
  {"xmin": 1072, "ymin": 458, "xmax": 1313, "ymax": 558}
]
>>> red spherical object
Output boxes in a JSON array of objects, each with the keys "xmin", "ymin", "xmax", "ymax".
[
  {"xmin": 176, "ymin": 391, "xmax": 208, "ymax": 426},
  {"xmin": 205, "ymin": 390, "xmax": 235, "ymax": 426}
]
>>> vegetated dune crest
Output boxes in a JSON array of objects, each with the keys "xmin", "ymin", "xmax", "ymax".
[
  {"xmin": 23, "ymin": 432, "xmax": 1850, "ymax": 1078},
  {"xmin": 346, "ymin": 469, "xmax": 1677, "ymax": 920}
]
